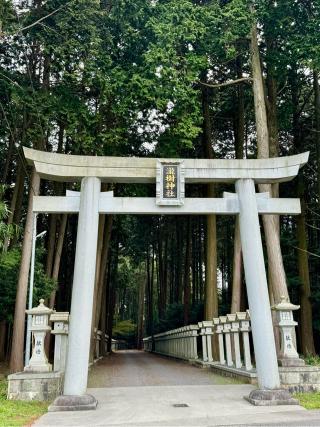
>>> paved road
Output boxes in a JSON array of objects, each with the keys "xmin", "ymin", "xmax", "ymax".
[
  {"xmin": 88, "ymin": 350, "xmax": 237, "ymax": 388},
  {"xmin": 35, "ymin": 350, "xmax": 320, "ymax": 427}
]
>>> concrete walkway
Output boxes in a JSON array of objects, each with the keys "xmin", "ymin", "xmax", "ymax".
[
  {"xmin": 88, "ymin": 350, "xmax": 238, "ymax": 388},
  {"xmin": 35, "ymin": 351, "xmax": 320, "ymax": 427}
]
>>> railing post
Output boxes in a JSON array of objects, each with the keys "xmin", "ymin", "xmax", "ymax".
[
  {"xmin": 213, "ymin": 318, "xmax": 225, "ymax": 365},
  {"xmin": 199, "ymin": 322, "xmax": 208, "ymax": 362},
  {"xmin": 190, "ymin": 325, "xmax": 198, "ymax": 359},
  {"xmin": 220, "ymin": 316, "xmax": 233, "ymax": 367},
  {"xmin": 50, "ymin": 312, "xmax": 69, "ymax": 372},
  {"xmin": 203, "ymin": 321, "xmax": 213, "ymax": 363},
  {"xmin": 228, "ymin": 314, "xmax": 242, "ymax": 369},
  {"xmin": 237, "ymin": 311, "xmax": 253, "ymax": 371}
]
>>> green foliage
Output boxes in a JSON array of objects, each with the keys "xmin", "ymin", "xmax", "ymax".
[
  {"xmin": 0, "ymin": 247, "xmax": 56, "ymax": 323},
  {"xmin": 303, "ymin": 354, "xmax": 320, "ymax": 366},
  {"xmin": 0, "ymin": 186, "xmax": 19, "ymax": 252},
  {"xmin": 155, "ymin": 302, "xmax": 204, "ymax": 334},
  {"xmin": 294, "ymin": 391, "xmax": 320, "ymax": 410},
  {"xmin": 113, "ymin": 320, "xmax": 137, "ymax": 348},
  {"xmin": 0, "ymin": 379, "xmax": 48, "ymax": 426},
  {"xmin": 1, "ymin": 0, "xmax": 320, "ymax": 355},
  {"xmin": 113, "ymin": 320, "xmax": 136, "ymax": 338}
]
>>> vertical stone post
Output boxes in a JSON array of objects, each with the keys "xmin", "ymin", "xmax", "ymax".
[
  {"xmin": 199, "ymin": 322, "xmax": 208, "ymax": 362},
  {"xmin": 213, "ymin": 318, "xmax": 225, "ymax": 365},
  {"xmin": 228, "ymin": 314, "xmax": 242, "ymax": 369},
  {"xmin": 204, "ymin": 321, "xmax": 213, "ymax": 363},
  {"xmin": 50, "ymin": 312, "xmax": 69, "ymax": 372},
  {"xmin": 237, "ymin": 311, "xmax": 252, "ymax": 371},
  {"xmin": 235, "ymin": 179, "xmax": 291, "ymax": 403},
  {"xmin": 221, "ymin": 317, "xmax": 233, "ymax": 367},
  {"xmin": 50, "ymin": 177, "xmax": 101, "ymax": 411},
  {"xmin": 190, "ymin": 325, "xmax": 198, "ymax": 359}
]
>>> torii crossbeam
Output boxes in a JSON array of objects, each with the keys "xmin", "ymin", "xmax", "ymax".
[{"xmin": 23, "ymin": 147, "xmax": 309, "ymax": 410}]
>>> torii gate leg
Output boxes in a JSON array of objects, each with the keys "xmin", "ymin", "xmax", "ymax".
[
  {"xmin": 236, "ymin": 179, "xmax": 294, "ymax": 404},
  {"xmin": 236, "ymin": 179, "xmax": 279, "ymax": 388},
  {"xmin": 49, "ymin": 177, "xmax": 101, "ymax": 411}
]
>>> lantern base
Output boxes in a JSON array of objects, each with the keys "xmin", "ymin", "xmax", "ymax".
[
  {"xmin": 7, "ymin": 371, "xmax": 63, "ymax": 401},
  {"xmin": 278, "ymin": 357, "xmax": 305, "ymax": 367},
  {"xmin": 24, "ymin": 362, "xmax": 52, "ymax": 372},
  {"xmin": 48, "ymin": 394, "xmax": 98, "ymax": 411},
  {"xmin": 245, "ymin": 388, "xmax": 299, "ymax": 406}
]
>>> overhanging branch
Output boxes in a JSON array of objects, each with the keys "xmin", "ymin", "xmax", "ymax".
[{"xmin": 199, "ymin": 77, "xmax": 253, "ymax": 89}]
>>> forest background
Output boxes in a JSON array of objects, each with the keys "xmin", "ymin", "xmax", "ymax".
[{"xmin": 0, "ymin": 0, "xmax": 320, "ymax": 372}]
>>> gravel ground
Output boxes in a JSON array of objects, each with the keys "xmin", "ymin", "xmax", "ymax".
[{"xmin": 88, "ymin": 350, "xmax": 239, "ymax": 388}]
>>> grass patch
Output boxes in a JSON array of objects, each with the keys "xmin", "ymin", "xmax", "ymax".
[
  {"xmin": 303, "ymin": 354, "xmax": 320, "ymax": 366},
  {"xmin": 0, "ymin": 378, "xmax": 48, "ymax": 427},
  {"xmin": 294, "ymin": 391, "xmax": 320, "ymax": 410}
]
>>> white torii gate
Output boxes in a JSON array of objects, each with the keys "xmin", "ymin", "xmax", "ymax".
[{"xmin": 23, "ymin": 147, "xmax": 308, "ymax": 410}]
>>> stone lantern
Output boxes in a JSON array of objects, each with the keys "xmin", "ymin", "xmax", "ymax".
[
  {"xmin": 24, "ymin": 299, "xmax": 53, "ymax": 372},
  {"xmin": 272, "ymin": 296, "xmax": 305, "ymax": 367}
]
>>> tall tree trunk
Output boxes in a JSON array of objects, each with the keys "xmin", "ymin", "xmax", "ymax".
[
  {"xmin": 202, "ymin": 85, "xmax": 218, "ymax": 322},
  {"xmin": 250, "ymin": 23, "xmax": 289, "ymax": 304},
  {"xmin": 297, "ymin": 177, "xmax": 316, "ymax": 355},
  {"xmin": 183, "ymin": 217, "xmax": 192, "ymax": 325},
  {"xmin": 45, "ymin": 215, "xmax": 57, "ymax": 277},
  {"xmin": 0, "ymin": 321, "xmax": 7, "ymax": 361},
  {"xmin": 9, "ymin": 170, "xmax": 40, "ymax": 372},
  {"xmin": 89, "ymin": 215, "xmax": 106, "ymax": 362},
  {"xmin": 3, "ymin": 163, "xmax": 25, "ymax": 252},
  {"xmin": 95, "ymin": 216, "xmax": 113, "ymax": 335},
  {"xmin": 11, "ymin": 165, "xmax": 26, "ymax": 247},
  {"xmin": 137, "ymin": 272, "xmax": 146, "ymax": 349},
  {"xmin": 49, "ymin": 214, "xmax": 68, "ymax": 308},
  {"xmin": 231, "ymin": 218, "xmax": 242, "ymax": 313},
  {"xmin": 314, "ymin": 70, "xmax": 320, "ymax": 207},
  {"xmin": 100, "ymin": 279, "xmax": 107, "ymax": 356},
  {"xmin": 291, "ymin": 68, "xmax": 316, "ymax": 355},
  {"xmin": 2, "ymin": 135, "xmax": 15, "ymax": 185},
  {"xmin": 175, "ymin": 218, "xmax": 183, "ymax": 303},
  {"xmin": 231, "ymin": 54, "xmax": 245, "ymax": 313}
]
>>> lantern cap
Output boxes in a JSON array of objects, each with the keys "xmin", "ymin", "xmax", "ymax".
[
  {"xmin": 26, "ymin": 299, "xmax": 53, "ymax": 316},
  {"xmin": 50, "ymin": 311, "xmax": 69, "ymax": 322},
  {"xmin": 271, "ymin": 295, "xmax": 300, "ymax": 311}
]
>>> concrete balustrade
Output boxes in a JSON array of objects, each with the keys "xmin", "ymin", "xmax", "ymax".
[
  {"xmin": 143, "ymin": 337, "xmax": 152, "ymax": 352},
  {"xmin": 143, "ymin": 315, "xmax": 253, "ymax": 372},
  {"xmin": 145, "ymin": 325, "xmax": 198, "ymax": 360},
  {"xmin": 212, "ymin": 312, "xmax": 253, "ymax": 371},
  {"xmin": 94, "ymin": 329, "xmax": 103, "ymax": 361},
  {"xmin": 111, "ymin": 338, "xmax": 119, "ymax": 351},
  {"xmin": 50, "ymin": 322, "xmax": 118, "ymax": 373},
  {"xmin": 198, "ymin": 321, "xmax": 214, "ymax": 362}
]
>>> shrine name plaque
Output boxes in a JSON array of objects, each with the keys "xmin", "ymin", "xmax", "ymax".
[{"xmin": 156, "ymin": 160, "xmax": 185, "ymax": 206}]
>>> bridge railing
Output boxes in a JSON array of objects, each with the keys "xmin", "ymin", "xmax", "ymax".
[
  {"xmin": 50, "ymin": 312, "xmax": 118, "ymax": 371},
  {"xmin": 213, "ymin": 311, "xmax": 253, "ymax": 371},
  {"xmin": 143, "ymin": 325, "xmax": 198, "ymax": 360},
  {"xmin": 143, "ymin": 311, "xmax": 253, "ymax": 371}
]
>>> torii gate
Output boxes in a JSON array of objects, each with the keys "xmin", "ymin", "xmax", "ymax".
[{"xmin": 23, "ymin": 147, "xmax": 308, "ymax": 410}]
